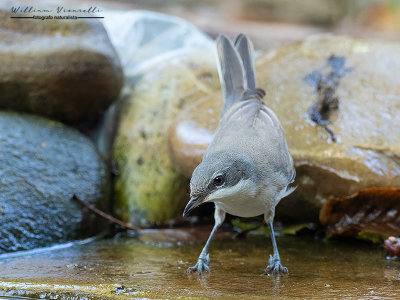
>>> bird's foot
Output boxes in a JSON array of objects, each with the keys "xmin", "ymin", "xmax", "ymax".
[
  {"xmin": 188, "ymin": 254, "xmax": 210, "ymax": 274},
  {"xmin": 264, "ymin": 254, "xmax": 288, "ymax": 275}
]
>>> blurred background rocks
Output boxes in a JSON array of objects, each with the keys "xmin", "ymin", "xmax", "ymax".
[
  {"xmin": 0, "ymin": 8, "xmax": 123, "ymax": 125},
  {"xmin": 78, "ymin": 0, "xmax": 400, "ymax": 48}
]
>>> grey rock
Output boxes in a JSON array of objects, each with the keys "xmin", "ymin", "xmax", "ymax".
[
  {"xmin": 0, "ymin": 112, "xmax": 110, "ymax": 253},
  {"xmin": 0, "ymin": 9, "xmax": 123, "ymax": 124}
]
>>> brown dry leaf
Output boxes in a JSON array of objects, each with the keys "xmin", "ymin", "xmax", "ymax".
[{"xmin": 319, "ymin": 188, "xmax": 400, "ymax": 238}]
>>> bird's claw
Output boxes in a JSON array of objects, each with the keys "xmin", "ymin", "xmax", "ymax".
[
  {"xmin": 264, "ymin": 254, "xmax": 288, "ymax": 275},
  {"xmin": 188, "ymin": 254, "xmax": 210, "ymax": 274}
]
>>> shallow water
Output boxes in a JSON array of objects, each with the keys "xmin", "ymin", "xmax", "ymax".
[{"xmin": 0, "ymin": 227, "xmax": 399, "ymax": 299}]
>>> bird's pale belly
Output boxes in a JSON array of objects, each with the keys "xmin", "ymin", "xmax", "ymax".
[{"xmin": 215, "ymin": 197, "xmax": 266, "ymax": 218}]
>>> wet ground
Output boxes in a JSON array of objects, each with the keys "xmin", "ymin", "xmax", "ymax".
[{"xmin": 0, "ymin": 226, "xmax": 399, "ymax": 299}]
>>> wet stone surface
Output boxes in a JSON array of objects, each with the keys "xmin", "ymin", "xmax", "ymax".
[
  {"xmin": 0, "ymin": 227, "xmax": 399, "ymax": 299},
  {"xmin": 0, "ymin": 112, "xmax": 110, "ymax": 254}
]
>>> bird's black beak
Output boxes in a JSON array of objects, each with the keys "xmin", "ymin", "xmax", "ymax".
[{"xmin": 183, "ymin": 195, "xmax": 204, "ymax": 217}]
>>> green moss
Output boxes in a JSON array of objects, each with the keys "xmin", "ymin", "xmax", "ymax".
[
  {"xmin": 279, "ymin": 223, "xmax": 312, "ymax": 235},
  {"xmin": 231, "ymin": 219, "xmax": 313, "ymax": 237},
  {"xmin": 357, "ymin": 231, "xmax": 388, "ymax": 244},
  {"xmin": 114, "ymin": 144, "xmax": 188, "ymax": 226}
]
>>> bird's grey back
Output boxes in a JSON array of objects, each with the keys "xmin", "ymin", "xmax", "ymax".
[{"xmin": 208, "ymin": 99, "xmax": 294, "ymax": 184}]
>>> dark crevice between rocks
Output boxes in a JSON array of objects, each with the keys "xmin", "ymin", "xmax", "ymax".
[{"xmin": 305, "ymin": 55, "xmax": 353, "ymax": 142}]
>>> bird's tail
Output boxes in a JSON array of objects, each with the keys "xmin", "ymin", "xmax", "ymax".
[{"xmin": 216, "ymin": 34, "xmax": 264, "ymax": 117}]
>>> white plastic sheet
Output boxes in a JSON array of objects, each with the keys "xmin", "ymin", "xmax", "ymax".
[{"xmin": 101, "ymin": 10, "xmax": 214, "ymax": 77}]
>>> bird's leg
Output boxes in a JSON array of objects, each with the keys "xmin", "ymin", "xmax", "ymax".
[
  {"xmin": 264, "ymin": 222, "xmax": 288, "ymax": 275},
  {"xmin": 188, "ymin": 206, "xmax": 225, "ymax": 274}
]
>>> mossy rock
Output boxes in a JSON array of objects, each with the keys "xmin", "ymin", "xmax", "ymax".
[
  {"xmin": 113, "ymin": 53, "xmax": 218, "ymax": 226},
  {"xmin": 0, "ymin": 112, "xmax": 110, "ymax": 253}
]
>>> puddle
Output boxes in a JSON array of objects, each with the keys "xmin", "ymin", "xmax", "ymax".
[{"xmin": 0, "ymin": 227, "xmax": 399, "ymax": 299}]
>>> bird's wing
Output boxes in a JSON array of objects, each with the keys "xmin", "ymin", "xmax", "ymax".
[{"xmin": 221, "ymin": 98, "xmax": 280, "ymax": 131}]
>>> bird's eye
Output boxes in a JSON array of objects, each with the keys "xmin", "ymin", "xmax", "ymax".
[{"xmin": 213, "ymin": 175, "xmax": 224, "ymax": 186}]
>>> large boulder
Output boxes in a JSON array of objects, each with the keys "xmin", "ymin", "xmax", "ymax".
[
  {"xmin": 113, "ymin": 53, "xmax": 219, "ymax": 227},
  {"xmin": 168, "ymin": 35, "xmax": 400, "ymax": 222},
  {"xmin": 0, "ymin": 9, "xmax": 123, "ymax": 124},
  {"xmin": 0, "ymin": 112, "xmax": 110, "ymax": 253}
]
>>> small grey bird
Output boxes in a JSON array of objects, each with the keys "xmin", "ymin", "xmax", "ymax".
[{"xmin": 183, "ymin": 34, "xmax": 296, "ymax": 275}]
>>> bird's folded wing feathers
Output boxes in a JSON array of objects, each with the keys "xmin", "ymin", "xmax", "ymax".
[{"xmin": 221, "ymin": 100, "xmax": 281, "ymax": 131}]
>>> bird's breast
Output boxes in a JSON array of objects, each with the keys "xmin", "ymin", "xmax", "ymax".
[
  {"xmin": 216, "ymin": 198, "xmax": 265, "ymax": 218},
  {"xmin": 206, "ymin": 179, "xmax": 267, "ymax": 217}
]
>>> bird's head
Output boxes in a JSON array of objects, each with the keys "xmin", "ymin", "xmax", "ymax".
[{"xmin": 183, "ymin": 152, "xmax": 257, "ymax": 217}]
